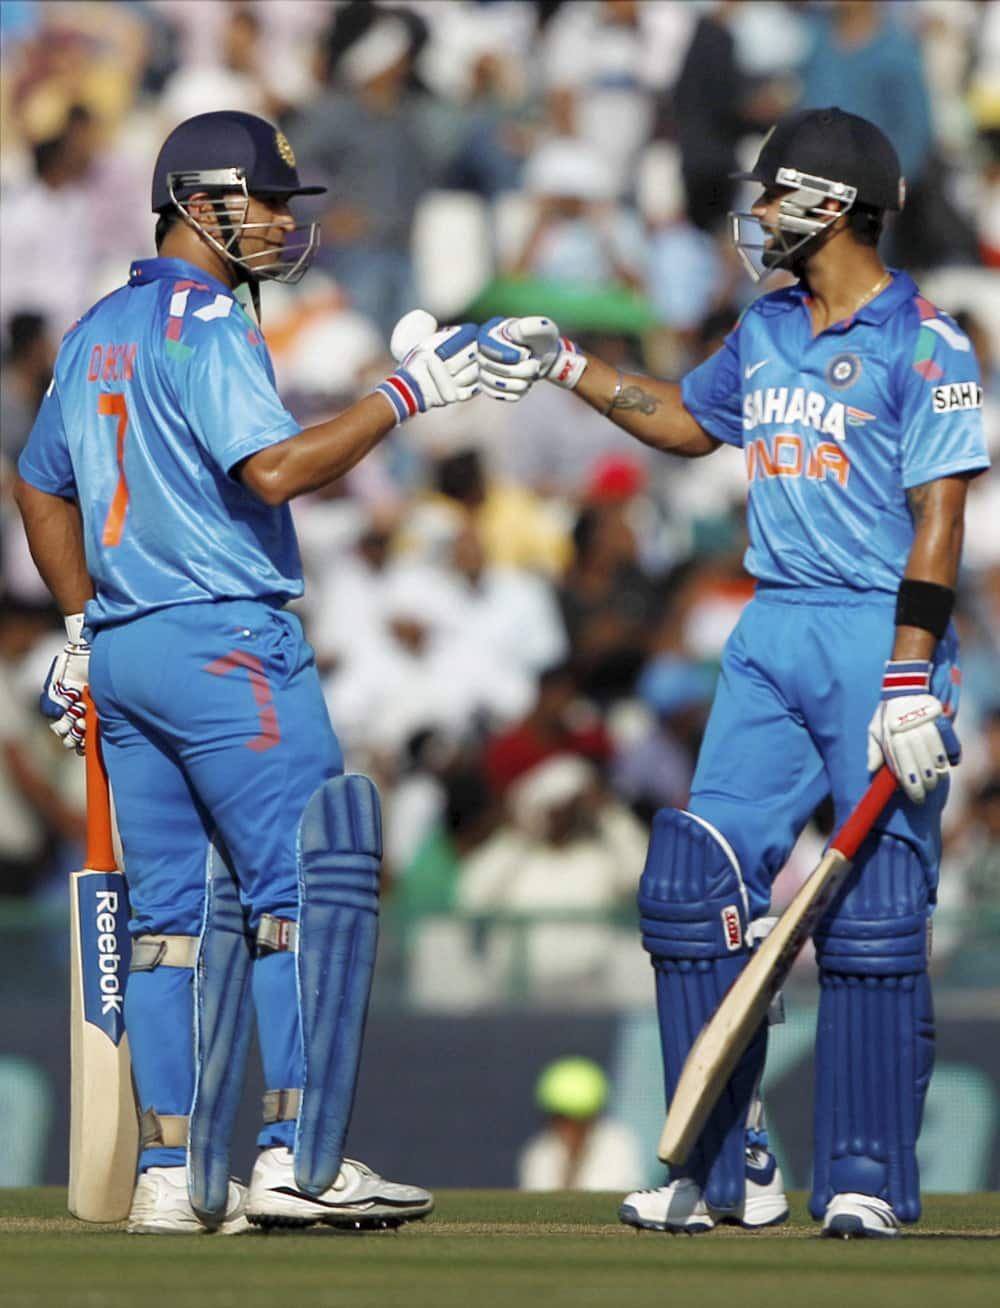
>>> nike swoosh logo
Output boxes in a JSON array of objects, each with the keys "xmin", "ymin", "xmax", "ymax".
[
  {"xmin": 271, "ymin": 1186, "xmax": 418, "ymax": 1210},
  {"xmin": 744, "ymin": 359, "xmax": 770, "ymax": 379}
]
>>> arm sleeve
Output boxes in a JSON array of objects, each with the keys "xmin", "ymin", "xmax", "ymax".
[
  {"xmin": 172, "ymin": 308, "xmax": 301, "ymax": 475},
  {"xmin": 897, "ymin": 316, "xmax": 990, "ymax": 489},
  {"xmin": 680, "ymin": 327, "xmax": 744, "ymax": 447},
  {"xmin": 17, "ymin": 379, "xmax": 76, "ymax": 496}
]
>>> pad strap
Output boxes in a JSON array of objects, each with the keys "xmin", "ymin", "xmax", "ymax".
[
  {"xmin": 141, "ymin": 1108, "xmax": 189, "ymax": 1149},
  {"xmin": 256, "ymin": 914, "xmax": 298, "ymax": 955},
  {"xmin": 130, "ymin": 934, "xmax": 199, "ymax": 972},
  {"xmin": 262, "ymin": 1088, "xmax": 300, "ymax": 1124}
]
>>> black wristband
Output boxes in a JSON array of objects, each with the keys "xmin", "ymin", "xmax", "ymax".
[{"xmin": 894, "ymin": 579, "xmax": 955, "ymax": 639}]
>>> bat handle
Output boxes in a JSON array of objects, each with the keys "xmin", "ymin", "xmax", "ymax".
[
  {"xmin": 83, "ymin": 688, "xmax": 117, "ymax": 872},
  {"xmin": 830, "ymin": 767, "xmax": 897, "ymax": 862}
]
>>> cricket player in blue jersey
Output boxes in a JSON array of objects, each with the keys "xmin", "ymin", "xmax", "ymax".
[
  {"xmin": 478, "ymin": 107, "xmax": 990, "ymax": 1238},
  {"xmin": 14, "ymin": 110, "xmax": 478, "ymax": 1234}
]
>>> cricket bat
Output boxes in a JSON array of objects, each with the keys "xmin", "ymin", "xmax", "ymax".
[
  {"xmin": 68, "ymin": 689, "xmax": 139, "ymax": 1221},
  {"xmin": 657, "ymin": 766, "xmax": 898, "ymax": 1166}
]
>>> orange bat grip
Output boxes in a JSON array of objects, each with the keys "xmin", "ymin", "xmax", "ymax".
[{"xmin": 83, "ymin": 688, "xmax": 117, "ymax": 872}]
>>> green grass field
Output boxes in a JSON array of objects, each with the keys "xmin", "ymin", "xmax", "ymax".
[{"xmin": 3, "ymin": 1189, "xmax": 999, "ymax": 1308}]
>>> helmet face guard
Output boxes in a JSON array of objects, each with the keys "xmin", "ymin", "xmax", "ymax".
[
  {"xmin": 730, "ymin": 166, "xmax": 858, "ymax": 281},
  {"xmin": 167, "ymin": 167, "xmax": 319, "ymax": 284}
]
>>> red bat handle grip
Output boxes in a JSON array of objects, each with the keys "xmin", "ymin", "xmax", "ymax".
[
  {"xmin": 830, "ymin": 767, "xmax": 898, "ymax": 861},
  {"xmin": 83, "ymin": 688, "xmax": 117, "ymax": 872}
]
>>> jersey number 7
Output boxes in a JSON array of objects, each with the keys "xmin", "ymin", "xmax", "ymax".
[{"xmin": 98, "ymin": 392, "xmax": 130, "ymax": 546}]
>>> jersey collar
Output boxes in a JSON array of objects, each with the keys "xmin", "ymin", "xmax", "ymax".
[
  {"xmin": 128, "ymin": 257, "xmax": 234, "ymax": 296},
  {"xmin": 775, "ymin": 267, "xmax": 915, "ymax": 332}
]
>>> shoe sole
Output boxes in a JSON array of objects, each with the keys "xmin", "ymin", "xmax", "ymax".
[
  {"xmin": 619, "ymin": 1200, "xmax": 789, "ymax": 1235},
  {"xmin": 618, "ymin": 1204, "xmax": 714, "ymax": 1234},
  {"xmin": 823, "ymin": 1214, "xmax": 898, "ymax": 1239},
  {"xmin": 247, "ymin": 1198, "xmax": 434, "ymax": 1232},
  {"xmin": 127, "ymin": 1220, "xmax": 250, "ymax": 1236}
]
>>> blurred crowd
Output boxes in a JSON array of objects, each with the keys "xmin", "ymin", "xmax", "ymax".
[{"xmin": 1, "ymin": 1, "xmax": 998, "ymax": 1004}]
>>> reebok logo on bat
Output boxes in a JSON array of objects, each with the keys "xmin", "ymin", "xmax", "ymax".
[
  {"xmin": 721, "ymin": 905, "xmax": 743, "ymax": 951},
  {"xmin": 94, "ymin": 890, "xmax": 125, "ymax": 1016}
]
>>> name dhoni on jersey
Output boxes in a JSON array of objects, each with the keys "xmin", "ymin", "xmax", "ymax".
[{"xmin": 742, "ymin": 386, "xmax": 856, "ymax": 441}]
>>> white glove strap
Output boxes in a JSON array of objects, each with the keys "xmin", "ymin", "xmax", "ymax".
[
  {"xmin": 545, "ymin": 346, "xmax": 588, "ymax": 390},
  {"xmin": 64, "ymin": 612, "xmax": 86, "ymax": 644}
]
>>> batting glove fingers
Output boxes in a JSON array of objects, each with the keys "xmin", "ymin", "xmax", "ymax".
[
  {"xmin": 865, "ymin": 660, "xmax": 960, "ymax": 804},
  {"xmin": 40, "ymin": 614, "xmax": 91, "ymax": 755},
  {"xmin": 377, "ymin": 322, "xmax": 479, "ymax": 424},
  {"xmin": 477, "ymin": 316, "xmax": 586, "ymax": 403}
]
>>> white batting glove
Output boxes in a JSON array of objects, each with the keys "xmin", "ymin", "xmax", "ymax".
[
  {"xmin": 40, "ymin": 612, "xmax": 90, "ymax": 755},
  {"xmin": 375, "ymin": 311, "xmax": 479, "ymax": 425},
  {"xmin": 476, "ymin": 316, "xmax": 587, "ymax": 402},
  {"xmin": 866, "ymin": 660, "xmax": 961, "ymax": 804}
]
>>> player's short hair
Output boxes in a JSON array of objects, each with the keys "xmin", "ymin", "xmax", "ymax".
[
  {"xmin": 845, "ymin": 203, "xmax": 885, "ymax": 247},
  {"xmin": 154, "ymin": 210, "xmax": 177, "ymax": 250}
]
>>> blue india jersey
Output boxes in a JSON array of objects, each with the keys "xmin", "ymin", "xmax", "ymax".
[
  {"xmin": 681, "ymin": 271, "xmax": 990, "ymax": 591},
  {"xmin": 18, "ymin": 257, "xmax": 304, "ymax": 630}
]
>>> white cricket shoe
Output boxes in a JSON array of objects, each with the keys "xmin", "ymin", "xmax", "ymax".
[
  {"xmin": 619, "ymin": 1150, "xmax": 789, "ymax": 1233},
  {"xmin": 246, "ymin": 1147, "xmax": 434, "ymax": 1230},
  {"xmin": 126, "ymin": 1166, "xmax": 250, "ymax": 1235},
  {"xmin": 821, "ymin": 1193, "xmax": 900, "ymax": 1239}
]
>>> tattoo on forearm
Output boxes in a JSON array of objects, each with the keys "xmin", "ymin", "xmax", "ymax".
[
  {"xmin": 906, "ymin": 483, "xmax": 931, "ymax": 524},
  {"xmin": 611, "ymin": 385, "xmax": 661, "ymax": 416}
]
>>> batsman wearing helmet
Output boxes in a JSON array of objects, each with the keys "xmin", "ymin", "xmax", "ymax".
[
  {"xmin": 15, "ymin": 110, "xmax": 478, "ymax": 1234},
  {"xmin": 478, "ymin": 107, "xmax": 989, "ymax": 1238}
]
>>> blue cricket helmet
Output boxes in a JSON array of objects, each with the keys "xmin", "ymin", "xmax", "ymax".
[{"xmin": 151, "ymin": 110, "xmax": 326, "ymax": 212}]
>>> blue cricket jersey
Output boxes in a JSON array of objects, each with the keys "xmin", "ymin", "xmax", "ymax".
[
  {"xmin": 681, "ymin": 271, "xmax": 990, "ymax": 592},
  {"xmin": 18, "ymin": 257, "xmax": 304, "ymax": 630}
]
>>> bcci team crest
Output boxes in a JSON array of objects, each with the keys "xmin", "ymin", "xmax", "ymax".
[
  {"xmin": 275, "ymin": 130, "xmax": 296, "ymax": 168},
  {"xmin": 826, "ymin": 352, "xmax": 862, "ymax": 389}
]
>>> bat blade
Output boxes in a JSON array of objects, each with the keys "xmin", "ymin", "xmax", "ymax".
[
  {"xmin": 68, "ymin": 691, "xmax": 139, "ymax": 1222},
  {"xmin": 656, "ymin": 768, "xmax": 897, "ymax": 1166}
]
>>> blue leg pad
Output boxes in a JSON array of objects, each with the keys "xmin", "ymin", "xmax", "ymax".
[
  {"xmin": 810, "ymin": 834, "xmax": 933, "ymax": 1224},
  {"xmin": 294, "ymin": 774, "xmax": 381, "ymax": 1196},
  {"xmin": 126, "ymin": 966, "xmax": 193, "ymax": 1172},
  {"xmin": 188, "ymin": 842, "xmax": 255, "ymax": 1221},
  {"xmin": 639, "ymin": 808, "xmax": 763, "ymax": 1212}
]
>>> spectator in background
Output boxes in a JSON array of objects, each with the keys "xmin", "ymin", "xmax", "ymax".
[
  {"xmin": 293, "ymin": 8, "xmax": 435, "ymax": 339},
  {"xmin": 0, "ymin": 597, "xmax": 85, "ymax": 898},
  {"xmin": 510, "ymin": 136, "xmax": 647, "ymax": 291},
  {"xmin": 0, "ymin": 315, "xmax": 54, "ymax": 467},
  {"xmin": 640, "ymin": 142, "xmax": 728, "ymax": 376},
  {"xmin": 484, "ymin": 660, "xmax": 611, "ymax": 795},
  {"xmin": 557, "ymin": 498, "xmax": 664, "ymax": 704},
  {"xmin": 0, "ymin": 113, "xmax": 104, "ymax": 334},
  {"xmin": 157, "ymin": 5, "xmax": 270, "ymax": 124},
  {"xmin": 797, "ymin": 2, "xmax": 933, "ymax": 190},
  {"xmin": 393, "ymin": 763, "xmax": 502, "ymax": 916},
  {"xmin": 517, "ymin": 1056, "xmax": 643, "ymax": 1191},
  {"xmin": 306, "ymin": 507, "xmax": 404, "ymax": 676},
  {"xmin": 491, "ymin": 332, "xmax": 653, "ymax": 502},
  {"xmin": 540, "ymin": 0, "xmax": 691, "ymax": 199},
  {"xmin": 438, "ymin": 520, "xmax": 570, "ymax": 678},
  {"xmin": 458, "ymin": 754, "xmax": 647, "ymax": 1000},
  {"xmin": 671, "ymin": 0, "xmax": 793, "ymax": 233},
  {"xmin": 611, "ymin": 653, "xmax": 715, "ymax": 822},
  {"xmin": 440, "ymin": 48, "xmax": 533, "ymax": 199},
  {"xmin": 323, "ymin": 559, "xmax": 533, "ymax": 763},
  {"xmin": 403, "ymin": 446, "xmax": 571, "ymax": 577},
  {"xmin": 793, "ymin": 1, "xmax": 981, "ymax": 268}
]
